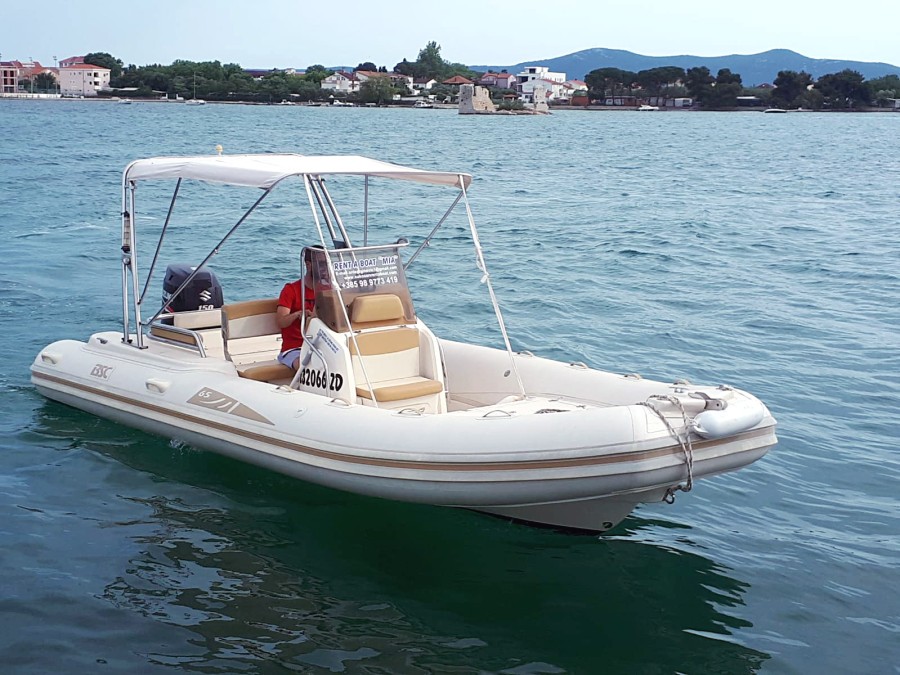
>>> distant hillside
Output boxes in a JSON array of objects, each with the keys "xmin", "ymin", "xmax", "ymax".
[{"xmin": 471, "ymin": 48, "xmax": 900, "ymax": 86}]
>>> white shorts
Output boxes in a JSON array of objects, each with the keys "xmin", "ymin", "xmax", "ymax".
[{"xmin": 278, "ymin": 348, "xmax": 302, "ymax": 368}]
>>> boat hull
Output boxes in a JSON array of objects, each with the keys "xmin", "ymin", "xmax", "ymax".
[{"xmin": 31, "ymin": 333, "xmax": 776, "ymax": 532}]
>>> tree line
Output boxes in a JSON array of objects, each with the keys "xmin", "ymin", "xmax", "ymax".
[
  {"xmin": 52, "ymin": 43, "xmax": 481, "ymax": 104},
  {"xmin": 585, "ymin": 65, "xmax": 900, "ymax": 109},
  {"xmin": 25, "ymin": 47, "xmax": 899, "ymax": 109}
]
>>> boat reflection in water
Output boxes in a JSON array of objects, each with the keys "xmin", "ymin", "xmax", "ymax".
[{"xmin": 29, "ymin": 406, "xmax": 770, "ymax": 674}]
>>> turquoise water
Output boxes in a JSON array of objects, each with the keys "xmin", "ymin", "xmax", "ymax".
[{"xmin": 1, "ymin": 100, "xmax": 898, "ymax": 674}]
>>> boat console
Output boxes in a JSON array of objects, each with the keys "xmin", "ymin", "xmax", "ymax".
[{"xmin": 294, "ymin": 245, "xmax": 447, "ymax": 413}]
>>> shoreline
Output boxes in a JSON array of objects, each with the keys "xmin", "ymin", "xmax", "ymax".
[{"xmin": 3, "ymin": 95, "xmax": 898, "ymax": 113}]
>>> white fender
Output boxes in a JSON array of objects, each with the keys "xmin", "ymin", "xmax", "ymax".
[{"xmin": 691, "ymin": 401, "xmax": 765, "ymax": 439}]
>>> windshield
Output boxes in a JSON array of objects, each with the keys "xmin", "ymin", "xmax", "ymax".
[{"xmin": 309, "ymin": 245, "xmax": 416, "ymax": 332}]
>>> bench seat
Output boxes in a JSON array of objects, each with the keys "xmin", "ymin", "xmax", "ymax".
[
  {"xmin": 222, "ymin": 298, "xmax": 292, "ymax": 384},
  {"xmin": 238, "ymin": 361, "xmax": 294, "ymax": 382},
  {"xmin": 356, "ymin": 376, "xmax": 444, "ymax": 402}
]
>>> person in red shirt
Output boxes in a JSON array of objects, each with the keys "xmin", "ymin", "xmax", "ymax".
[{"xmin": 276, "ymin": 248, "xmax": 317, "ymax": 370}]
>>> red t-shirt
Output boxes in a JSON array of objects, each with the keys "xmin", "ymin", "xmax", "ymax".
[{"xmin": 278, "ymin": 281, "xmax": 316, "ymax": 353}]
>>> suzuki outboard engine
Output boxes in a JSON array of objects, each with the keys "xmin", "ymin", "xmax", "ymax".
[{"xmin": 162, "ymin": 263, "xmax": 224, "ymax": 313}]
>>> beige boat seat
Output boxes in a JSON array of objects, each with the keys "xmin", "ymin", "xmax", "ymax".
[
  {"xmin": 348, "ymin": 294, "xmax": 444, "ymax": 405},
  {"xmin": 221, "ymin": 298, "xmax": 294, "ymax": 383},
  {"xmin": 149, "ymin": 308, "xmax": 224, "ymax": 358}
]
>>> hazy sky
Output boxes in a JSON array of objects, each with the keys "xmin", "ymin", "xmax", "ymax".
[{"xmin": 3, "ymin": 0, "xmax": 898, "ymax": 71}]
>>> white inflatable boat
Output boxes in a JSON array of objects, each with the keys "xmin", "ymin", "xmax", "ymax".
[{"xmin": 31, "ymin": 153, "xmax": 777, "ymax": 532}]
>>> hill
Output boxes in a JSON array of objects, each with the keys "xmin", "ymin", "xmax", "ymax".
[{"xmin": 470, "ymin": 48, "xmax": 900, "ymax": 86}]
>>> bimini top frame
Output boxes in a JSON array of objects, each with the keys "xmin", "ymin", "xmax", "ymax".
[{"xmin": 118, "ymin": 152, "xmax": 525, "ymax": 396}]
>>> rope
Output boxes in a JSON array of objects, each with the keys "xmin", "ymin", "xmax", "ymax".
[{"xmin": 638, "ymin": 394, "xmax": 695, "ymax": 503}]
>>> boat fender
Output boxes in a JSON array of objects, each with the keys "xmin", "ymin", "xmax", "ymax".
[{"xmin": 691, "ymin": 404, "xmax": 765, "ymax": 439}]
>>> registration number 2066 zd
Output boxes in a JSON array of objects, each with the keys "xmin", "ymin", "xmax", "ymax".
[{"xmin": 299, "ymin": 368, "xmax": 343, "ymax": 392}]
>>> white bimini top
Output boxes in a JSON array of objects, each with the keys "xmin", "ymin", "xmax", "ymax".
[{"xmin": 123, "ymin": 154, "xmax": 473, "ymax": 190}]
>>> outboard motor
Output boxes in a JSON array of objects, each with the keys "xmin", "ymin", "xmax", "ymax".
[{"xmin": 162, "ymin": 263, "xmax": 224, "ymax": 313}]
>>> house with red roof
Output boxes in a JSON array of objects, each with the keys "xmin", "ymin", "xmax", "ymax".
[
  {"xmin": 476, "ymin": 71, "xmax": 517, "ymax": 89},
  {"xmin": 442, "ymin": 75, "xmax": 473, "ymax": 86},
  {"xmin": 1, "ymin": 59, "xmax": 58, "ymax": 95},
  {"xmin": 321, "ymin": 70, "xmax": 359, "ymax": 93},
  {"xmin": 355, "ymin": 70, "xmax": 414, "ymax": 90}
]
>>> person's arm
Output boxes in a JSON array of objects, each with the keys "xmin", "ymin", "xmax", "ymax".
[
  {"xmin": 276, "ymin": 302, "xmax": 313, "ymax": 329},
  {"xmin": 275, "ymin": 304, "xmax": 303, "ymax": 329}
]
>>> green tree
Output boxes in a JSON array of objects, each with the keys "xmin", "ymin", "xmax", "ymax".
[
  {"xmin": 684, "ymin": 67, "xmax": 742, "ymax": 108},
  {"xmin": 497, "ymin": 98, "xmax": 524, "ymax": 111},
  {"xmin": 355, "ymin": 62, "xmax": 377, "ymax": 72},
  {"xmin": 34, "ymin": 72, "xmax": 57, "ymax": 92},
  {"xmin": 223, "ymin": 63, "xmax": 244, "ymax": 79},
  {"xmin": 444, "ymin": 61, "xmax": 480, "ymax": 81},
  {"xmin": 771, "ymin": 70, "xmax": 813, "ymax": 108},
  {"xmin": 744, "ymin": 86, "xmax": 773, "ymax": 106},
  {"xmin": 684, "ymin": 66, "xmax": 714, "ymax": 104},
  {"xmin": 815, "ymin": 69, "xmax": 871, "ymax": 108},
  {"xmin": 867, "ymin": 74, "xmax": 900, "ymax": 94},
  {"xmin": 259, "ymin": 71, "xmax": 294, "ymax": 102},
  {"xmin": 866, "ymin": 74, "xmax": 900, "ymax": 106},
  {"xmin": 393, "ymin": 43, "xmax": 477, "ymax": 82},
  {"xmin": 292, "ymin": 79, "xmax": 322, "ymax": 101},
  {"xmin": 584, "ymin": 67, "xmax": 636, "ymax": 102},
  {"xmin": 417, "ymin": 41, "xmax": 445, "ymax": 79},
  {"xmin": 796, "ymin": 87, "xmax": 824, "ymax": 110},
  {"xmin": 304, "ymin": 64, "xmax": 332, "ymax": 84},
  {"xmin": 707, "ymin": 68, "xmax": 743, "ymax": 108},
  {"xmin": 359, "ymin": 76, "xmax": 395, "ymax": 104},
  {"xmin": 84, "ymin": 52, "xmax": 124, "ymax": 78},
  {"xmin": 635, "ymin": 66, "xmax": 685, "ymax": 105},
  {"xmin": 428, "ymin": 83, "xmax": 453, "ymax": 103},
  {"xmin": 393, "ymin": 58, "xmax": 417, "ymax": 77}
]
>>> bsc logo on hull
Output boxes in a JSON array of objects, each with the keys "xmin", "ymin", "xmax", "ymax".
[{"xmin": 90, "ymin": 364, "xmax": 114, "ymax": 379}]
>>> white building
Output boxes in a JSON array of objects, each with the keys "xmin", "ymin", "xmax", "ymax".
[
  {"xmin": 520, "ymin": 78, "xmax": 567, "ymax": 102},
  {"xmin": 413, "ymin": 77, "xmax": 437, "ymax": 91},
  {"xmin": 516, "ymin": 66, "xmax": 566, "ymax": 87},
  {"xmin": 320, "ymin": 71, "xmax": 359, "ymax": 93},
  {"xmin": 515, "ymin": 66, "xmax": 566, "ymax": 102},
  {"xmin": 59, "ymin": 63, "xmax": 110, "ymax": 96}
]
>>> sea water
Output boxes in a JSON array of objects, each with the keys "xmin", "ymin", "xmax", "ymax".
[{"xmin": 0, "ymin": 99, "xmax": 898, "ymax": 674}]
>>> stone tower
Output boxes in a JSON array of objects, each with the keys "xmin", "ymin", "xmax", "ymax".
[{"xmin": 458, "ymin": 84, "xmax": 497, "ymax": 114}]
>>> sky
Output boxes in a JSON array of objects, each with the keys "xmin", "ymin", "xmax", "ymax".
[{"xmin": 3, "ymin": 0, "xmax": 899, "ymax": 71}]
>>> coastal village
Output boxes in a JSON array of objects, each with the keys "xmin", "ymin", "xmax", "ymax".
[
  {"xmin": 0, "ymin": 55, "xmax": 586, "ymax": 113},
  {"xmin": 3, "ymin": 49, "xmax": 900, "ymax": 111}
]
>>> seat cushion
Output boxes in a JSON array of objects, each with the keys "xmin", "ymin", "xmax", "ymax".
[
  {"xmin": 356, "ymin": 376, "xmax": 443, "ymax": 402},
  {"xmin": 351, "ymin": 294, "xmax": 404, "ymax": 323},
  {"xmin": 238, "ymin": 362, "xmax": 294, "ymax": 382}
]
